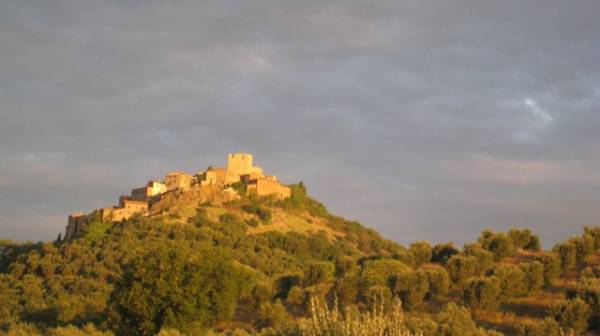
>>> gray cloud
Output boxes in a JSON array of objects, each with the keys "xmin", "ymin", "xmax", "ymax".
[{"xmin": 1, "ymin": 0, "xmax": 599, "ymax": 247}]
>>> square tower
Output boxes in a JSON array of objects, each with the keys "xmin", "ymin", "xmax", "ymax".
[{"xmin": 227, "ymin": 153, "xmax": 254, "ymax": 176}]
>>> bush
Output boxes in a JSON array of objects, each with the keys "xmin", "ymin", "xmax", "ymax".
[
  {"xmin": 548, "ymin": 298, "xmax": 590, "ymax": 335},
  {"xmin": 83, "ymin": 222, "xmax": 110, "ymax": 244},
  {"xmin": 479, "ymin": 231, "xmax": 514, "ymax": 261},
  {"xmin": 432, "ymin": 243, "xmax": 459, "ymax": 264},
  {"xmin": 409, "ymin": 241, "xmax": 432, "ymax": 266},
  {"xmin": 303, "ymin": 262, "xmax": 335, "ymax": 287},
  {"xmin": 423, "ymin": 266, "xmax": 450, "ymax": 298},
  {"xmin": 255, "ymin": 299, "xmax": 289, "ymax": 330},
  {"xmin": 492, "ymin": 264, "xmax": 526, "ymax": 300},
  {"xmin": 521, "ymin": 261, "xmax": 544, "ymax": 294},
  {"xmin": 583, "ymin": 226, "xmax": 600, "ymax": 250},
  {"xmin": 536, "ymin": 253, "xmax": 561, "ymax": 286},
  {"xmin": 508, "ymin": 228, "xmax": 541, "ymax": 251},
  {"xmin": 553, "ymin": 243, "xmax": 577, "ymax": 272},
  {"xmin": 463, "ymin": 243, "xmax": 494, "ymax": 276},
  {"xmin": 435, "ymin": 302, "xmax": 493, "ymax": 336},
  {"xmin": 108, "ymin": 244, "xmax": 242, "ymax": 335},
  {"xmin": 462, "ymin": 277, "xmax": 501, "ymax": 309},
  {"xmin": 515, "ymin": 318, "xmax": 560, "ymax": 336},
  {"xmin": 446, "ymin": 255, "xmax": 478, "ymax": 286}
]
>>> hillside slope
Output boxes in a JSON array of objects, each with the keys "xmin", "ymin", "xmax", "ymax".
[{"xmin": 1, "ymin": 182, "xmax": 600, "ymax": 336}]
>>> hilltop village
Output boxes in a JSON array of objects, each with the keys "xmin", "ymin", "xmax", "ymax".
[{"xmin": 65, "ymin": 153, "xmax": 291, "ymax": 239}]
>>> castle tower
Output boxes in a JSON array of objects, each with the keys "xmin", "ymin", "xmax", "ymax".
[{"xmin": 227, "ymin": 153, "xmax": 254, "ymax": 176}]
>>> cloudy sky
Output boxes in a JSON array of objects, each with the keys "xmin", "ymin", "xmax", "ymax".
[{"xmin": 1, "ymin": 1, "xmax": 599, "ymax": 247}]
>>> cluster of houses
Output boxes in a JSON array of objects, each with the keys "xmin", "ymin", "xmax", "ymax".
[{"xmin": 65, "ymin": 153, "xmax": 291, "ymax": 239}]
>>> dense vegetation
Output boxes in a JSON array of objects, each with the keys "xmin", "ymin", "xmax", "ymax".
[{"xmin": 1, "ymin": 183, "xmax": 600, "ymax": 335}]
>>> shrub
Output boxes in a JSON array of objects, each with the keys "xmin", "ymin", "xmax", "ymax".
[
  {"xmin": 536, "ymin": 253, "xmax": 561, "ymax": 286},
  {"xmin": 435, "ymin": 302, "xmax": 493, "ymax": 336},
  {"xmin": 462, "ymin": 277, "xmax": 501, "ymax": 309},
  {"xmin": 446, "ymin": 255, "xmax": 478, "ymax": 286},
  {"xmin": 423, "ymin": 266, "xmax": 450, "ymax": 298},
  {"xmin": 479, "ymin": 231, "xmax": 514, "ymax": 261},
  {"xmin": 409, "ymin": 241, "xmax": 432, "ymax": 266},
  {"xmin": 548, "ymin": 298, "xmax": 590, "ymax": 335},
  {"xmin": 552, "ymin": 243, "xmax": 577, "ymax": 272},
  {"xmin": 463, "ymin": 243, "xmax": 494, "ymax": 276},
  {"xmin": 83, "ymin": 222, "xmax": 109, "ymax": 244},
  {"xmin": 521, "ymin": 261, "xmax": 544, "ymax": 294},
  {"xmin": 492, "ymin": 264, "xmax": 526, "ymax": 300},
  {"xmin": 515, "ymin": 318, "xmax": 560, "ymax": 336},
  {"xmin": 108, "ymin": 244, "xmax": 241, "ymax": 335},
  {"xmin": 431, "ymin": 243, "xmax": 459, "ymax": 264},
  {"xmin": 583, "ymin": 226, "xmax": 600, "ymax": 250},
  {"xmin": 255, "ymin": 299, "xmax": 289, "ymax": 330},
  {"xmin": 303, "ymin": 262, "xmax": 335, "ymax": 287}
]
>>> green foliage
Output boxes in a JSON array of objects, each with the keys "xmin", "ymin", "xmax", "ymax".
[
  {"xmin": 83, "ymin": 222, "xmax": 110, "ymax": 244},
  {"xmin": 422, "ymin": 266, "xmax": 450, "ymax": 298},
  {"xmin": 552, "ymin": 242, "xmax": 577, "ymax": 272},
  {"xmin": 108, "ymin": 243, "xmax": 242, "ymax": 335},
  {"xmin": 409, "ymin": 241, "xmax": 432, "ymax": 266},
  {"xmin": 536, "ymin": 253, "xmax": 561, "ymax": 286},
  {"xmin": 569, "ymin": 277, "xmax": 600, "ymax": 329},
  {"xmin": 462, "ymin": 277, "xmax": 501, "ymax": 309},
  {"xmin": 431, "ymin": 243, "xmax": 459, "ymax": 264},
  {"xmin": 521, "ymin": 261, "xmax": 544, "ymax": 295},
  {"xmin": 435, "ymin": 302, "xmax": 493, "ymax": 336},
  {"xmin": 492, "ymin": 264, "xmax": 526, "ymax": 300},
  {"xmin": 280, "ymin": 183, "xmax": 328, "ymax": 217},
  {"xmin": 463, "ymin": 243, "xmax": 495, "ymax": 275},
  {"xmin": 255, "ymin": 299, "xmax": 289, "ymax": 330},
  {"xmin": 303, "ymin": 261, "xmax": 335, "ymax": 287},
  {"xmin": 508, "ymin": 228, "xmax": 542, "ymax": 251},
  {"xmin": 242, "ymin": 201, "xmax": 272, "ymax": 223},
  {"xmin": 515, "ymin": 318, "xmax": 560, "ymax": 336},
  {"xmin": 548, "ymin": 298, "xmax": 590, "ymax": 335},
  {"xmin": 446, "ymin": 255, "xmax": 477, "ymax": 286},
  {"xmin": 230, "ymin": 181, "xmax": 248, "ymax": 197},
  {"xmin": 584, "ymin": 226, "xmax": 600, "ymax": 250},
  {"xmin": 359, "ymin": 259, "xmax": 411, "ymax": 290},
  {"xmin": 479, "ymin": 231, "xmax": 514, "ymax": 261}
]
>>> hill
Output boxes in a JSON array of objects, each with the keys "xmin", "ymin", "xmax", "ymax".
[{"xmin": 1, "ymin": 156, "xmax": 600, "ymax": 335}]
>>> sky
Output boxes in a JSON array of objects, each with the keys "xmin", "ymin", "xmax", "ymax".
[{"xmin": 1, "ymin": 1, "xmax": 599, "ymax": 248}]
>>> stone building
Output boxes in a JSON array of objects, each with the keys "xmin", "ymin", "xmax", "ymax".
[
  {"xmin": 109, "ymin": 196, "xmax": 149, "ymax": 221},
  {"xmin": 227, "ymin": 153, "xmax": 264, "ymax": 177},
  {"xmin": 65, "ymin": 212, "xmax": 89, "ymax": 239},
  {"xmin": 247, "ymin": 177, "xmax": 291, "ymax": 199},
  {"xmin": 131, "ymin": 180, "xmax": 166, "ymax": 201},
  {"xmin": 165, "ymin": 171, "xmax": 193, "ymax": 191}
]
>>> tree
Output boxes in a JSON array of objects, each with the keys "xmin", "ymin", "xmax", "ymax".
[
  {"xmin": 492, "ymin": 264, "xmax": 526, "ymax": 300},
  {"xmin": 536, "ymin": 253, "xmax": 561, "ymax": 286},
  {"xmin": 462, "ymin": 277, "xmax": 501, "ymax": 310},
  {"xmin": 436, "ymin": 302, "xmax": 491, "ymax": 336},
  {"xmin": 584, "ymin": 226, "xmax": 600, "ymax": 250},
  {"xmin": 446, "ymin": 255, "xmax": 478, "ymax": 286},
  {"xmin": 515, "ymin": 318, "xmax": 560, "ymax": 336},
  {"xmin": 570, "ymin": 277, "xmax": 600, "ymax": 330},
  {"xmin": 432, "ymin": 243, "xmax": 459, "ymax": 264},
  {"xmin": 463, "ymin": 243, "xmax": 494, "ymax": 275},
  {"xmin": 521, "ymin": 261, "xmax": 544, "ymax": 294},
  {"xmin": 255, "ymin": 299, "xmax": 289, "ymax": 330},
  {"xmin": 549, "ymin": 298, "xmax": 590, "ymax": 335},
  {"xmin": 553, "ymin": 242, "xmax": 577, "ymax": 272},
  {"xmin": 410, "ymin": 241, "xmax": 432, "ymax": 266},
  {"xmin": 479, "ymin": 232, "xmax": 514, "ymax": 261},
  {"xmin": 303, "ymin": 261, "xmax": 335, "ymax": 287},
  {"xmin": 108, "ymin": 244, "xmax": 242, "ymax": 335},
  {"xmin": 423, "ymin": 266, "xmax": 450, "ymax": 298}
]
